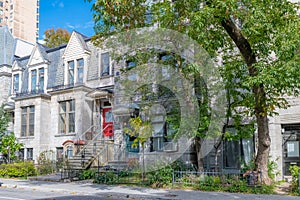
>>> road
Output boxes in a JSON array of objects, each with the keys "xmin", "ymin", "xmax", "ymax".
[{"xmin": 0, "ymin": 178, "xmax": 299, "ymax": 200}]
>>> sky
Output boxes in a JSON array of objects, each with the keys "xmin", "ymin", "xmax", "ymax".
[{"xmin": 39, "ymin": 0, "xmax": 95, "ymax": 41}]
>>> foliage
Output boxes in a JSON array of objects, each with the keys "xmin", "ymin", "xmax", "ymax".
[
  {"xmin": 79, "ymin": 169, "xmax": 96, "ymax": 180},
  {"xmin": 0, "ymin": 161, "xmax": 36, "ymax": 178},
  {"xmin": 267, "ymin": 157, "xmax": 279, "ymax": 181},
  {"xmin": 0, "ymin": 132, "xmax": 23, "ymax": 161},
  {"xmin": 94, "ymin": 172, "xmax": 117, "ymax": 184},
  {"xmin": 88, "ymin": 0, "xmax": 300, "ymax": 183},
  {"xmin": 43, "ymin": 28, "xmax": 71, "ymax": 48},
  {"xmin": 36, "ymin": 150, "xmax": 56, "ymax": 175},
  {"xmin": 289, "ymin": 165, "xmax": 300, "ymax": 193},
  {"xmin": 123, "ymin": 116, "xmax": 152, "ymax": 149},
  {"xmin": 0, "ymin": 104, "xmax": 9, "ymax": 139},
  {"xmin": 147, "ymin": 164, "xmax": 173, "ymax": 187}
]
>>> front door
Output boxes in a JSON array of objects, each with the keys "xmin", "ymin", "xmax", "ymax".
[{"xmin": 102, "ymin": 107, "xmax": 113, "ymax": 137}]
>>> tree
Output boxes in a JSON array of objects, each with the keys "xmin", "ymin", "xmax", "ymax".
[
  {"xmin": 123, "ymin": 116, "xmax": 152, "ymax": 181},
  {"xmin": 0, "ymin": 132, "xmax": 23, "ymax": 162},
  {"xmin": 88, "ymin": 0, "xmax": 300, "ymax": 184},
  {"xmin": 0, "ymin": 104, "xmax": 9, "ymax": 139},
  {"xmin": 43, "ymin": 28, "xmax": 71, "ymax": 48}
]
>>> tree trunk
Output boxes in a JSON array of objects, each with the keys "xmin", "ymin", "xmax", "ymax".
[
  {"xmin": 255, "ymin": 112, "xmax": 271, "ymax": 185},
  {"xmin": 221, "ymin": 18, "xmax": 271, "ymax": 184},
  {"xmin": 195, "ymin": 137, "xmax": 204, "ymax": 171}
]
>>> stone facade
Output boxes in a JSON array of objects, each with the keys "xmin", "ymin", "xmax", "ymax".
[{"xmin": 1, "ymin": 28, "xmax": 299, "ymax": 180}]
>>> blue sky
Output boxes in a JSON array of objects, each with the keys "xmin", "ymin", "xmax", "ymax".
[{"xmin": 39, "ymin": 0, "xmax": 95, "ymax": 40}]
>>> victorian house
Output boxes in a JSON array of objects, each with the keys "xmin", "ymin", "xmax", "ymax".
[{"xmin": 1, "ymin": 26, "xmax": 299, "ymax": 181}]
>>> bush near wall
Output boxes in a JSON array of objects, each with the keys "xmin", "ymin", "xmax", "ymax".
[
  {"xmin": 289, "ymin": 165, "xmax": 300, "ymax": 194},
  {"xmin": 0, "ymin": 161, "xmax": 36, "ymax": 178}
]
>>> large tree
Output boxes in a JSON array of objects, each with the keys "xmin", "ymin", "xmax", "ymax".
[
  {"xmin": 43, "ymin": 28, "xmax": 71, "ymax": 48},
  {"xmin": 87, "ymin": 0, "xmax": 300, "ymax": 184}
]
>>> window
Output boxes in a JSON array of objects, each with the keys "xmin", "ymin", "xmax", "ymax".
[
  {"xmin": 21, "ymin": 106, "xmax": 35, "ymax": 137},
  {"xmin": 27, "ymin": 148, "xmax": 33, "ymax": 160},
  {"xmin": 56, "ymin": 147, "xmax": 63, "ymax": 162},
  {"xmin": 31, "ymin": 69, "xmax": 37, "ymax": 92},
  {"xmin": 65, "ymin": 145, "xmax": 73, "ymax": 158},
  {"xmin": 59, "ymin": 100, "xmax": 75, "ymax": 134},
  {"xmin": 68, "ymin": 61, "xmax": 74, "ymax": 85},
  {"xmin": 38, "ymin": 68, "xmax": 44, "ymax": 92},
  {"xmin": 18, "ymin": 148, "xmax": 24, "ymax": 160},
  {"xmin": 77, "ymin": 58, "xmax": 84, "ymax": 83},
  {"xmin": 223, "ymin": 128, "xmax": 254, "ymax": 169},
  {"xmin": 13, "ymin": 74, "xmax": 19, "ymax": 92},
  {"xmin": 101, "ymin": 52, "xmax": 110, "ymax": 76}
]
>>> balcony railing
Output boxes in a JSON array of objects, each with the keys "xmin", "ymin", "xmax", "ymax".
[
  {"xmin": 51, "ymin": 82, "xmax": 85, "ymax": 92},
  {"xmin": 15, "ymin": 89, "xmax": 45, "ymax": 98}
]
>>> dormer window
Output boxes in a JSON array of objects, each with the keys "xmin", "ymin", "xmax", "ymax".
[
  {"xmin": 30, "ymin": 68, "xmax": 45, "ymax": 93},
  {"xmin": 101, "ymin": 52, "xmax": 110, "ymax": 76},
  {"xmin": 68, "ymin": 61, "xmax": 74, "ymax": 85},
  {"xmin": 13, "ymin": 73, "xmax": 20, "ymax": 93}
]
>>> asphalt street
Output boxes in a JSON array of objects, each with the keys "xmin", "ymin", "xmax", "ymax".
[{"xmin": 0, "ymin": 178, "xmax": 299, "ymax": 200}]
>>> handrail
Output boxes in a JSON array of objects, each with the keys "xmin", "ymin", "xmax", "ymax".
[
  {"xmin": 75, "ymin": 125, "xmax": 97, "ymax": 142},
  {"xmin": 76, "ymin": 124, "xmax": 113, "ymax": 156}
]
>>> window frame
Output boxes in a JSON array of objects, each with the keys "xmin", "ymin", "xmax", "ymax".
[
  {"xmin": 100, "ymin": 52, "xmax": 111, "ymax": 77},
  {"xmin": 58, "ymin": 100, "xmax": 75, "ymax": 134},
  {"xmin": 21, "ymin": 106, "xmax": 35, "ymax": 137}
]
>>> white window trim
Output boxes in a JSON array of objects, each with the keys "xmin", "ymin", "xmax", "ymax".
[
  {"xmin": 28, "ymin": 66, "xmax": 47, "ymax": 93},
  {"xmin": 11, "ymin": 72, "xmax": 21, "ymax": 94},
  {"xmin": 64, "ymin": 57, "xmax": 86, "ymax": 85},
  {"xmin": 99, "ymin": 51, "xmax": 112, "ymax": 77}
]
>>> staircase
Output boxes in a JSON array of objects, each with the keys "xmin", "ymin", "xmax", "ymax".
[{"xmin": 64, "ymin": 125, "xmax": 113, "ymax": 172}]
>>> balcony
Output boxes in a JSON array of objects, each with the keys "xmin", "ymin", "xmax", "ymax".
[{"xmin": 15, "ymin": 89, "xmax": 45, "ymax": 98}]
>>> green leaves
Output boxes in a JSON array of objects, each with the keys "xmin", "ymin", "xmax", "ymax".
[
  {"xmin": 0, "ymin": 104, "xmax": 9, "ymax": 139},
  {"xmin": 124, "ymin": 117, "xmax": 152, "ymax": 148},
  {"xmin": 0, "ymin": 132, "xmax": 23, "ymax": 160}
]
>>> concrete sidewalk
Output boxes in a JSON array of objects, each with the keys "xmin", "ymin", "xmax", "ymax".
[{"xmin": 0, "ymin": 177, "xmax": 299, "ymax": 200}]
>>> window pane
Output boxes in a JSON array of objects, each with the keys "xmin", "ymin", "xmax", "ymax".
[
  {"xmin": 287, "ymin": 141, "xmax": 299, "ymax": 157},
  {"xmin": 77, "ymin": 59, "xmax": 84, "ymax": 83},
  {"xmin": 13, "ymin": 74, "xmax": 19, "ymax": 92},
  {"xmin": 69, "ymin": 113, "xmax": 75, "ymax": 133},
  {"xmin": 31, "ymin": 70, "xmax": 37, "ymax": 91},
  {"xmin": 69, "ymin": 100, "xmax": 75, "ymax": 111},
  {"xmin": 105, "ymin": 110, "xmax": 113, "ymax": 122},
  {"xmin": 242, "ymin": 138, "xmax": 254, "ymax": 165},
  {"xmin": 68, "ymin": 61, "xmax": 74, "ymax": 85},
  {"xmin": 224, "ymin": 140, "xmax": 240, "ymax": 168},
  {"xmin": 38, "ymin": 68, "xmax": 44, "ymax": 91},
  {"xmin": 101, "ymin": 53, "xmax": 110, "ymax": 76},
  {"xmin": 78, "ymin": 67, "xmax": 83, "ymax": 83},
  {"xmin": 60, "ymin": 102, "xmax": 66, "ymax": 113},
  {"xmin": 27, "ymin": 148, "xmax": 33, "ymax": 160},
  {"xmin": 59, "ymin": 114, "xmax": 66, "ymax": 134}
]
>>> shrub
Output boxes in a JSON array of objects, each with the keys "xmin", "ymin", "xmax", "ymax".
[
  {"xmin": 0, "ymin": 161, "xmax": 36, "ymax": 178},
  {"xmin": 289, "ymin": 165, "xmax": 300, "ymax": 193},
  {"xmin": 79, "ymin": 169, "xmax": 96, "ymax": 180},
  {"xmin": 36, "ymin": 152, "xmax": 56, "ymax": 175},
  {"xmin": 147, "ymin": 165, "xmax": 173, "ymax": 187},
  {"xmin": 94, "ymin": 172, "xmax": 117, "ymax": 184}
]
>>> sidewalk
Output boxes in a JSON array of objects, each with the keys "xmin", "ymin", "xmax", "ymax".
[{"xmin": 0, "ymin": 177, "xmax": 299, "ymax": 200}]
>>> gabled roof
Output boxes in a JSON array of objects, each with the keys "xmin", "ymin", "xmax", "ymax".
[
  {"xmin": 27, "ymin": 43, "xmax": 50, "ymax": 66},
  {"xmin": 63, "ymin": 31, "xmax": 91, "ymax": 58}
]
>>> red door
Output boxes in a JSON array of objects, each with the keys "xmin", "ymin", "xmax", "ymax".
[{"xmin": 102, "ymin": 107, "xmax": 113, "ymax": 137}]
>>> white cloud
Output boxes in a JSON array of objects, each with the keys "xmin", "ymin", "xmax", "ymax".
[{"xmin": 51, "ymin": 1, "xmax": 64, "ymax": 8}]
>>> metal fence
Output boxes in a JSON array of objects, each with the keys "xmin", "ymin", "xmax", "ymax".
[{"xmin": 172, "ymin": 170, "xmax": 262, "ymax": 187}]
